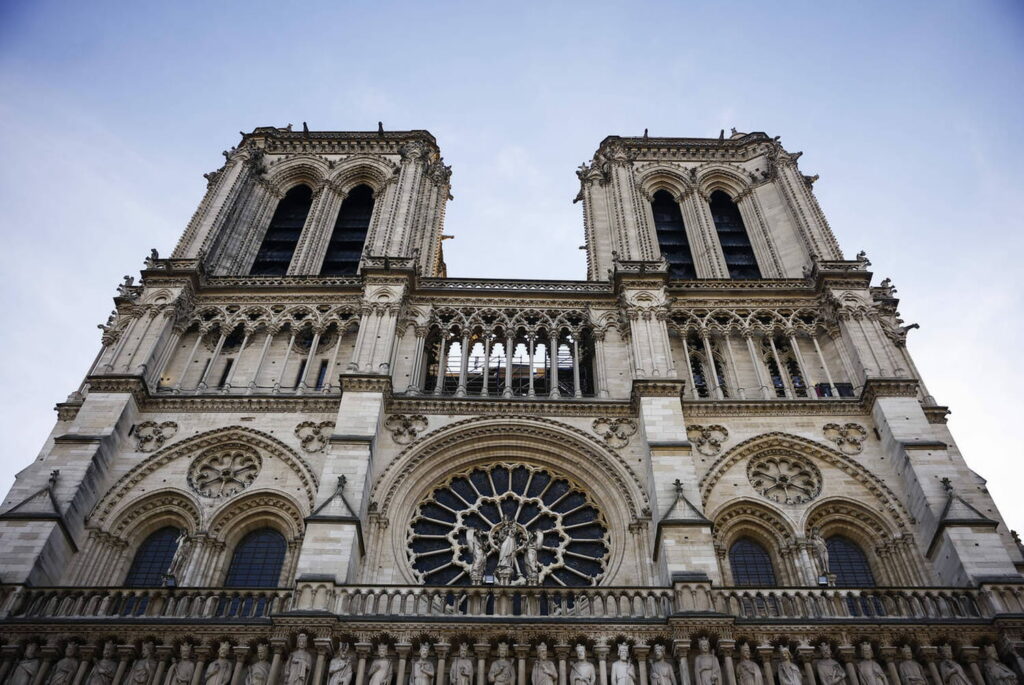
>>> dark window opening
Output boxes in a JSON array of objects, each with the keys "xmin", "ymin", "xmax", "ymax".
[
  {"xmin": 294, "ymin": 359, "xmax": 307, "ymax": 388},
  {"xmin": 124, "ymin": 526, "xmax": 180, "ymax": 587},
  {"xmin": 729, "ymin": 537, "xmax": 777, "ymax": 587},
  {"xmin": 827, "ymin": 536, "xmax": 876, "ymax": 587},
  {"xmin": 315, "ymin": 360, "xmax": 329, "ymax": 390},
  {"xmin": 250, "ymin": 185, "xmax": 313, "ymax": 276},
  {"xmin": 709, "ymin": 190, "xmax": 761, "ymax": 279},
  {"xmin": 217, "ymin": 359, "xmax": 234, "ymax": 388},
  {"xmin": 785, "ymin": 358, "xmax": 808, "ymax": 397},
  {"xmin": 321, "ymin": 185, "xmax": 374, "ymax": 276},
  {"xmin": 652, "ymin": 190, "xmax": 696, "ymax": 278},
  {"xmin": 224, "ymin": 528, "xmax": 286, "ymax": 587},
  {"xmin": 835, "ymin": 382, "xmax": 855, "ymax": 398}
]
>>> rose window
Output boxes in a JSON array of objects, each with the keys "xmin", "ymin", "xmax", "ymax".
[
  {"xmin": 747, "ymin": 453, "xmax": 822, "ymax": 504},
  {"xmin": 187, "ymin": 446, "xmax": 262, "ymax": 499},
  {"xmin": 408, "ymin": 463, "xmax": 610, "ymax": 587}
]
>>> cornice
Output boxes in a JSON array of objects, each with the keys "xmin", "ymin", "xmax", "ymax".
[
  {"xmin": 684, "ymin": 399, "xmax": 863, "ymax": 417},
  {"xmin": 861, "ymin": 378, "xmax": 921, "ymax": 409},
  {"xmin": 387, "ymin": 395, "xmax": 635, "ymax": 418}
]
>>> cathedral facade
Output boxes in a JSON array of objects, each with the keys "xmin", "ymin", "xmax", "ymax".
[{"xmin": 1, "ymin": 127, "xmax": 1023, "ymax": 685}]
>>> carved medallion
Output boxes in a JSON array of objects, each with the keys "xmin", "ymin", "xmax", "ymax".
[
  {"xmin": 823, "ymin": 423, "xmax": 868, "ymax": 455},
  {"xmin": 134, "ymin": 421, "xmax": 178, "ymax": 452},
  {"xmin": 187, "ymin": 446, "xmax": 261, "ymax": 499},
  {"xmin": 686, "ymin": 424, "xmax": 729, "ymax": 456},
  {"xmin": 747, "ymin": 453, "xmax": 822, "ymax": 505},
  {"xmin": 592, "ymin": 418, "xmax": 637, "ymax": 448},
  {"xmin": 385, "ymin": 414, "xmax": 429, "ymax": 445},
  {"xmin": 294, "ymin": 421, "xmax": 335, "ymax": 453}
]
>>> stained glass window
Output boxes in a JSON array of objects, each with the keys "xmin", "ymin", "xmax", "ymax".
[
  {"xmin": 729, "ymin": 537, "xmax": 777, "ymax": 587},
  {"xmin": 224, "ymin": 528, "xmax": 286, "ymax": 587},
  {"xmin": 828, "ymin": 535, "xmax": 876, "ymax": 587},
  {"xmin": 124, "ymin": 526, "xmax": 180, "ymax": 587}
]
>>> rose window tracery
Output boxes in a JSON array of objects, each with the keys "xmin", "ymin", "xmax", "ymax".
[
  {"xmin": 747, "ymin": 453, "xmax": 822, "ymax": 504},
  {"xmin": 187, "ymin": 446, "xmax": 262, "ymax": 499},
  {"xmin": 408, "ymin": 463, "xmax": 610, "ymax": 587}
]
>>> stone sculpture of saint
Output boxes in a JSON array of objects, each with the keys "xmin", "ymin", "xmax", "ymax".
[
  {"xmin": 87, "ymin": 642, "xmax": 119, "ymax": 685},
  {"xmin": 776, "ymin": 648, "xmax": 801, "ymax": 685},
  {"xmin": 166, "ymin": 532, "xmax": 192, "ymax": 581},
  {"xmin": 810, "ymin": 528, "xmax": 830, "ymax": 577},
  {"xmin": 496, "ymin": 521, "xmax": 520, "ymax": 584},
  {"xmin": 9, "ymin": 643, "xmax": 40, "ymax": 685},
  {"xmin": 489, "ymin": 643, "xmax": 516, "ymax": 685},
  {"xmin": 411, "ymin": 644, "xmax": 435, "ymax": 685},
  {"xmin": 285, "ymin": 634, "xmax": 314, "ymax": 685},
  {"xmin": 610, "ymin": 644, "xmax": 636, "ymax": 685},
  {"xmin": 856, "ymin": 643, "xmax": 888, "ymax": 685},
  {"xmin": 328, "ymin": 643, "xmax": 354, "ymax": 685},
  {"xmin": 939, "ymin": 646, "xmax": 972, "ymax": 685},
  {"xmin": 166, "ymin": 644, "xmax": 197, "ymax": 685},
  {"xmin": 816, "ymin": 644, "xmax": 846, "ymax": 685},
  {"xmin": 650, "ymin": 645, "xmax": 677, "ymax": 685},
  {"xmin": 524, "ymin": 530, "xmax": 543, "ymax": 585},
  {"xmin": 467, "ymin": 529, "xmax": 488, "ymax": 585},
  {"xmin": 570, "ymin": 645, "xmax": 595, "ymax": 685},
  {"xmin": 126, "ymin": 642, "xmax": 156, "ymax": 685},
  {"xmin": 48, "ymin": 643, "xmax": 79, "ymax": 685},
  {"xmin": 694, "ymin": 638, "xmax": 721, "ymax": 685},
  {"xmin": 367, "ymin": 644, "xmax": 393, "ymax": 685},
  {"xmin": 736, "ymin": 644, "xmax": 763, "ymax": 685},
  {"xmin": 205, "ymin": 642, "xmax": 234, "ymax": 685},
  {"xmin": 533, "ymin": 644, "xmax": 557, "ymax": 685},
  {"xmin": 897, "ymin": 646, "xmax": 927, "ymax": 685},
  {"xmin": 982, "ymin": 645, "xmax": 1018, "ymax": 685},
  {"xmin": 246, "ymin": 645, "xmax": 271, "ymax": 685},
  {"xmin": 450, "ymin": 643, "xmax": 474, "ymax": 685}
]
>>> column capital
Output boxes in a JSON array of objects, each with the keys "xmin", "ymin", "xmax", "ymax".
[
  {"xmin": 917, "ymin": 646, "xmax": 938, "ymax": 663},
  {"xmin": 514, "ymin": 644, "xmax": 531, "ymax": 660},
  {"xmin": 837, "ymin": 646, "xmax": 856, "ymax": 663},
  {"xmin": 555, "ymin": 645, "xmax": 571, "ymax": 661},
  {"xmin": 314, "ymin": 639, "xmax": 334, "ymax": 656},
  {"xmin": 435, "ymin": 643, "xmax": 452, "ymax": 658},
  {"xmin": 958, "ymin": 646, "xmax": 980, "ymax": 664},
  {"xmin": 396, "ymin": 644, "xmax": 413, "ymax": 659},
  {"xmin": 633, "ymin": 645, "xmax": 651, "ymax": 661},
  {"xmin": 270, "ymin": 637, "xmax": 289, "ymax": 654},
  {"xmin": 473, "ymin": 644, "xmax": 491, "ymax": 660},
  {"xmin": 355, "ymin": 643, "xmax": 373, "ymax": 658},
  {"xmin": 718, "ymin": 640, "xmax": 736, "ymax": 658},
  {"xmin": 233, "ymin": 646, "xmax": 251, "ymax": 662},
  {"xmin": 672, "ymin": 641, "xmax": 690, "ymax": 659}
]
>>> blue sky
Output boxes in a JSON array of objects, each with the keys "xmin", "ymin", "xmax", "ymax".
[{"xmin": 1, "ymin": 0, "xmax": 1022, "ymax": 532}]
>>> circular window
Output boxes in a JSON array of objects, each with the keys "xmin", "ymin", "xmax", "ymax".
[
  {"xmin": 408, "ymin": 463, "xmax": 610, "ymax": 587},
  {"xmin": 747, "ymin": 453, "xmax": 822, "ymax": 504},
  {"xmin": 187, "ymin": 445, "xmax": 262, "ymax": 499}
]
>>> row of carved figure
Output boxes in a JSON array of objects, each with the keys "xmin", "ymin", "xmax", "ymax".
[{"xmin": 3, "ymin": 636, "xmax": 1019, "ymax": 685}]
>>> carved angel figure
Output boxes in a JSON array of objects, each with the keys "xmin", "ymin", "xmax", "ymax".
[
  {"xmin": 366, "ymin": 644, "xmax": 393, "ymax": 685},
  {"xmin": 328, "ymin": 644, "xmax": 354, "ymax": 685},
  {"xmin": 650, "ymin": 645, "xmax": 676, "ymax": 685},
  {"xmin": 736, "ymin": 644, "xmax": 763, "ymax": 685},
  {"xmin": 694, "ymin": 638, "xmax": 721, "ymax": 685},
  {"xmin": 570, "ymin": 645, "xmax": 595, "ymax": 685}
]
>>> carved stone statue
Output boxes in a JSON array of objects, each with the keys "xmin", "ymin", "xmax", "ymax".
[
  {"xmin": 495, "ymin": 520, "xmax": 521, "ymax": 585},
  {"xmin": 411, "ymin": 644, "xmax": 435, "ymax": 685},
  {"xmin": 776, "ymin": 648, "xmax": 801, "ymax": 685},
  {"xmin": 166, "ymin": 532, "xmax": 192, "ymax": 582},
  {"xmin": 205, "ymin": 642, "xmax": 234, "ymax": 685},
  {"xmin": 9, "ymin": 643, "xmax": 40, "ymax": 685},
  {"xmin": 524, "ymin": 530, "xmax": 543, "ymax": 585},
  {"xmin": 939, "ymin": 646, "xmax": 972, "ymax": 685},
  {"xmin": 856, "ymin": 643, "xmax": 888, "ymax": 685},
  {"xmin": 816, "ymin": 644, "xmax": 846, "ymax": 685},
  {"xmin": 450, "ymin": 644, "xmax": 474, "ymax": 685},
  {"xmin": 570, "ymin": 645, "xmax": 595, "ymax": 685},
  {"xmin": 87, "ymin": 642, "xmax": 119, "ymax": 685},
  {"xmin": 694, "ymin": 638, "xmax": 721, "ymax": 685},
  {"xmin": 810, "ymin": 528, "xmax": 830, "ymax": 576},
  {"xmin": 367, "ymin": 644, "xmax": 393, "ymax": 685},
  {"xmin": 489, "ymin": 643, "xmax": 516, "ymax": 685},
  {"xmin": 126, "ymin": 642, "xmax": 156, "ymax": 685},
  {"xmin": 48, "ymin": 643, "xmax": 79, "ymax": 685},
  {"xmin": 532, "ymin": 644, "xmax": 557, "ymax": 685},
  {"xmin": 650, "ymin": 645, "xmax": 677, "ymax": 685},
  {"xmin": 328, "ymin": 643, "xmax": 354, "ymax": 685},
  {"xmin": 610, "ymin": 644, "xmax": 636, "ymax": 685},
  {"xmin": 983, "ymin": 645, "xmax": 1018, "ymax": 685},
  {"xmin": 166, "ymin": 644, "xmax": 196, "ymax": 685},
  {"xmin": 284, "ymin": 634, "xmax": 314, "ymax": 685},
  {"xmin": 736, "ymin": 644, "xmax": 763, "ymax": 685},
  {"xmin": 897, "ymin": 646, "xmax": 927, "ymax": 685},
  {"xmin": 246, "ymin": 645, "xmax": 271, "ymax": 685},
  {"xmin": 467, "ymin": 529, "xmax": 488, "ymax": 585}
]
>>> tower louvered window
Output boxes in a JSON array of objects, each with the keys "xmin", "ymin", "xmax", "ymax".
[
  {"xmin": 321, "ymin": 185, "xmax": 374, "ymax": 276},
  {"xmin": 709, "ymin": 190, "xmax": 761, "ymax": 279},
  {"xmin": 652, "ymin": 190, "xmax": 696, "ymax": 279},
  {"xmin": 250, "ymin": 185, "xmax": 313, "ymax": 276}
]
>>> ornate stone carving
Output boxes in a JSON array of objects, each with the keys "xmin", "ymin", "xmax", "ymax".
[
  {"xmin": 284, "ymin": 634, "xmax": 314, "ymax": 685},
  {"xmin": 134, "ymin": 421, "xmax": 178, "ymax": 452},
  {"xmin": 384, "ymin": 414, "xmax": 428, "ymax": 445},
  {"xmin": 693, "ymin": 638, "xmax": 720, "ymax": 685},
  {"xmin": 204, "ymin": 642, "xmax": 234, "ymax": 685},
  {"xmin": 294, "ymin": 421, "xmax": 335, "ymax": 452},
  {"xmin": 592, "ymin": 417, "xmax": 637, "ymax": 448},
  {"xmin": 489, "ymin": 644, "xmax": 515, "ymax": 685},
  {"xmin": 823, "ymin": 423, "xmax": 868, "ymax": 455},
  {"xmin": 687, "ymin": 424, "xmax": 729, "ymax": 456},
  {"xmin": 187, "ymin": 445, "xmax": 261, "ymax": 498},
  {"xmin": 609, "ymin": 644, "xmax": 635, "ymax": 685},
  {"xmin": 747, "ymin": 452, "xmax": 822, "ymax": 504},
  {"xmin": 9, "ymin": 643, "xmax": 39, "ymax": 685},
  {"xmin": 570, "ymin": 645, "xmax": 595, "ymax": 685},
  {"xmin": 533, "ymin": 644, "xmax": 557, "ymax": 685},
  {"xmin": 328, "ymin": 644, "xmax": 354, "ymax": 685},
  {"xmin": 366, "ymin": 644, "xmax": 393, "ymax": 685},
  {"xmin": 816, "ymin": 643, "xmax": 846, "ymax": 685}
]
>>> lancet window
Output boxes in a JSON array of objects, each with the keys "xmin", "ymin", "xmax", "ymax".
[
  {"xmin": 250, "ymin": 184, "xmax": 313, "ymax": 276},
  {"xmin": 224, "ymin": 528, "xmax": 287, "ymax": 588},
  {"xmin": 320, "ymin": 184, "xmax": 374, "ymax": 275},
  {"xmin": 762, "ymin": 337, "xmax": 808, "ymax": 398},
  {"xmin": 728, "ymin": 537, "xmax": 777, "ymax": 587},
  {"xmin": 709, "ymin": 190, "xmax": 760, "ymax": 279},
  {"xmin": 828, "ymin": 535, "xmax": 876, "ymax": 587},
  {"xmin": 651, "ymin": 190, "xmax": 696, "ymax": 278},
  {"xmin": 124, "ymin": 526, "xmax": 181, "ymax": 587}
]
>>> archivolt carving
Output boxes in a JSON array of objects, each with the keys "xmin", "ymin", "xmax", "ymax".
[
  {"xmin": 108, "ymin": 490, "xmax": 202, "ymax": 538},
  {"xmin": 634, "ymin": 164, "xmax": 695, "ymax": 200},
  {"xmin": 699, "ymin": 432, "xmax": 912, "ymax": 531},
  {"xmin": 709, "ymin": 499, "xmax": 796, "ymax": 550},
  {"xmin": 693, "ymin": 162, "xmax": 758, "ymax": 198},
  {"xmin": 207, "ymin": 490, "xmax": 306, "ymax": 541},
  {"xmin": 180, "ymin": 302, "xmax": 360, "ymax": 337},
  {"xmin": 133, "ymin": 421, "xmax": 178, "ymax": 452},
  {"xmin": 262, "ymin": 155, "xmax": 331, "ymax": 190},
  {"xmin": 803, "ymin": 497, "xmax": 900, "ymax": 541},
  {"xmin": 327, "ymin": 155, "xmax": 399, "ymax": 194},
  {"xmin": 668, "ymin": 306, "xmax": 824, "ymax": 337},
  {"xmin": 90, "ymin": 427, "xmax": 318, "ymax": 527}
]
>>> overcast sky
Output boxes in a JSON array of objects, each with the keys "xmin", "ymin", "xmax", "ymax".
[{"xmin": 1, "ymin": 1, "xmax": 1022, "ymax": 534}]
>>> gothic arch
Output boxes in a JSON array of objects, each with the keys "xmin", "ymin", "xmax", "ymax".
[
  {"xmin": 263, "ymin": 155, "xmax": 331, "ymax": 191},
  {"xmin": 635, "ymin": 165, "xmax": 695, "ymax": 200},
  {"xmin": 327, "ymin": 155, "xmax": 398, "ymax": 195},
  {"xmin": 698, "ymin": 432, "xmax": 913, "ymax": 532},
  {"xmin": 207, "ymin": 489, "xmax": 306, "ymax": 543},
  {"xmin": 109, "ymin": 489, "xmax": 201, "ymax": 540},
  {"xmin": 693, "ymin": 163, "xmax": 756, "ymax": 199}
]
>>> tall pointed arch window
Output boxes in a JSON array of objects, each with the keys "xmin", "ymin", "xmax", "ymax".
[
  {"xmin": 709, "ymin": 190, "xmax": 761, "ymax": 279},
  {"xmin": 124, "ymin": 526, "xmax": 181, "ymax": 587},
  {"xmin": 224, "ymin": 528, "xmax": 287, "ymax": 587},
  {"xmin": 321, "ymin": 184, "xmax": 375, "ymax": 275},
  {"xmin": 250, "ymin": 185, "xmax": 313, "ymax": 275},
  {"xmin": 827, "ymin": 536, "xmax": 876, "ymax": 587},
  {"xmin": 651, "ymin": 190, "xmax": 696, "ymax": 278},
  {"xmin": 729, "ymin": 537, "xmax": 777, "ymax": 586}
]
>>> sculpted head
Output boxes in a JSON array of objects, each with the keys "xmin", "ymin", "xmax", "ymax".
[
  {"xmin": 420, "ymin": 644, "xmax": 430, "ymax": 659},
  {"xmin": 984, "ymin": 645, "xmax": 998, "ymax": 659},
  {"xmin": 63, "ymin": 643, "xmax": 77, "ymax": 658},
  {"xmin": 617, "ymin": 644, "xmax": 629, "ymax": 661},
  {"xmin": 654, "ymin": 645, "xmax": 665, "ymax": 661},
  {"xmin": 780, "ymin": 647, "xmax": 792, "ymax": 662},
  {"xmin": 23, "ymin": 643, "xmax": 38, "ymax": 659},
  {"xmin": 297, "ymin": 634, "xmax": 308, "ymax": 650},
  {"xmin": 180, "ymin": 644, "xmax": 192, "ymax": 660},
  {"xmin": 498, "ymin": 644, "xmax": 509, "ymax": 659},
  {"xmin": 740, "ymin": 644, "xmax": 751, "ymax": 660},
  {"xmin": 378, "ymin": 644, "xmax": 389, "ymax": 658},
  {"xmin": 698, "ymin": 638, "xmax": 710, "ymax": 655},
  {"xmin": 819, "ymin": 643, "xmax": 832, "ymax": 659},
  {"xmin": 940, "ymin": 645, "xmax": 954, "ymax": 660},
  {"xmin": 257, "ymin": 644, "xmax": 269, "ymax": 661},
  {"xmin": 142, "ymin": 642, "xmax": 154, "ymax": 658},
  {"xmin": 460, "ymin": 644, "xmax": 469, "ymax": 658},
  {"xmin": 576, "ymin": 645, "xmax": 587, "ymax": 661},
  {"xmin": 537, "ymin": 644, "xmax": 548, "ymax": 660},
  {"xmin": 901, "ymin": 645, "xmax": 914, "ymax": 660},
  {"xmin": 104, "ymin": 642, "xmax": 116, "ymax": 659},
  {"xmin": 860, "ymin": 644, "xmax": 873, "ymax": 660}
]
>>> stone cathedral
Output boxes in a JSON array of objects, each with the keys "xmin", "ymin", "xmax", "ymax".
[{"xmin": 1, "ymin": 126, "xmax": 1023, "ymax": 685}]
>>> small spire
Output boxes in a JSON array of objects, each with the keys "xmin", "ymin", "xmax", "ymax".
[{"xmin": 378, "ymin": 121, "xmax": 385, "ymax": 136}]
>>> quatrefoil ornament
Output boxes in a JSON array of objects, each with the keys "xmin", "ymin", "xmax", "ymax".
[
  {"xmin": 823, "ymin": 423, "xmax": 868, "ymax": 455},
  {"xmin": 592, "ymin": 418, "xmax": 638, "ymax": 448},
  {"xmin": 294, "ymin": 421, "xmax": 335, "ymax": 453},
  {"xmin": 384, "ymin": 414, "xmax": 428, "ymax": 445}
]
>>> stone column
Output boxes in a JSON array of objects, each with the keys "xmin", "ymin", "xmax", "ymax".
[
  {"xmin": 879, "ymin": 646, "xmax": 900, "ymax": 685},
  {"xmin": 297, "ymin": 329, "xmax": 322, "ymax": 393},
  {"xmin": 0, "ymin": 645, "xmax": 19, "ymax": 683},
  {"xmin": 503, "ymin": 333, "xmax": 515, "ymax": 397},
  {"xmin": 918, "ymin": 647, "xmax": 941, "ymax": 685},
  {"xmin": 248, "ymin": 330, "xmax": 275, "ymax": 393},
  {"xmin": 395, "ymin": 644, "xmax": 411, "ymax": 685},
  {"xmin": 811, "ymin": 335, "xmax": 838, "ymax": 397},
  {"xmin": 474, "ymin": 644, "xmax": 490, "ymax": 685},
  {"xmin": 31, "ymin": 645, "xmax": 57, "ymax": 685},
  {"xmin": 549, "ymin": 330, "xmax": 561, "ymax": 398},
  {"xmin": 152, "ymin": 646, "xmax": 173, "ymax": 685},
  {"xmin": 433, "ymin": 333, "xmax": 450, "ymax": 395},
  {"xmin": 744, "ymin": 330, "xmax": 772, "ymax": 399},
  {"xmin": 756, "ymin": 646, "xmax": 775, "ymax": 685},
  {"xmin": 634, "ymin": 645, "xmax": 650, "ymax": 685},
  {"xmin": 354, "ymin": 644, "xmax": 372, "ymax": 685},
  {"xmin": 796, "ymin": 646, "xmax": 816, "ymax": 685},
  {"xmin": 571, "ymin": 337, "xmax": 582, "ymax": 398},
  {"xmin": 191, "ymin": 646, "xmax": 211, "ymax": 685},
  {"xmin": 268, "ymin": 639, "xmax": 288, "ymax": 685},
  {"xmin": 231, "ymin": 646, "xmax": 250, "ymax": 685},
  {"xmin": 314, "ymin": 639, "xmax": 332, "ymax": 685},
  {"xmin": 456, "ymin": 332, "xmax": 470, "ymax": 397},
  {"xmin": 672, "ymin": 641, "xmax": 690, "ymax": 685},
  {"xmin": 595, "ymin": 645, "xmax": 609, "ymax": 685},
  {"xmin": 481, "ymin": 332, "xmax": 492, "ymax": 396},
  {"xmin": 555, "ymin": 645, "xmax": 570, "ymax": 685},
  {"xmin": 701, "ymin": 331, "xmax": 724, "ymax": 399},
  {"xmin": 527, "ymin": 336, "xmax": 537, "ymax": 398},
  {"xmin": 196, "ymin": 330, "xmax": 226, "ymax": 391},
  {"xmin": 221, "ymin": 330, "xmax": 250, "ymax": 392},
  {"xmin": 719, "ymin": 641, "xmax": 737, "ymax": 685},
  {"xmin": 593, "ymin": 329, "xmax": 609, "ymax": 398},
  {"xmin": 959, "ymin": 648, "xmax": 985, "ymax": 685},
  {"xmin": 436, "ymin": 643, "xmax": 450, "ymax": 685},
  {"xmin": 173, "ymin": 331, "xmax": 205, "ymax": 392},
  {"xmin": 515, "ymin": 645, "xmax": 529, "ymax": 685},
  {"xmin": 112, "ymin": 645, "xmax": 135, "ymax": 685},
  {"xmin": 838, "ymin": 646, "xmax": 858, "ymax": 685}
]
